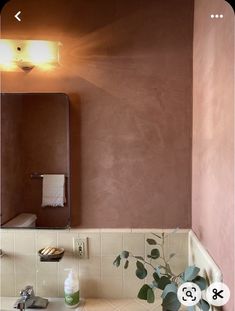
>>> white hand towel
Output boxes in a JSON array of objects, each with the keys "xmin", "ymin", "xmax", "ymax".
[{"xmin": 42, "ymin": 174, "xmax": 66, "ymax": 207}]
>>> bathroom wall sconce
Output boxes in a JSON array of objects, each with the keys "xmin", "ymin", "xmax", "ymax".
[{"xmin": 0, "ymin": 39, "xmax": 60, "ymax": 72}]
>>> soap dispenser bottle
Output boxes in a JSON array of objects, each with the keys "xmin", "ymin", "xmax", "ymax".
[{"xmin": 64, "ymin": 269, "xmax": 80, "ymax": 308}]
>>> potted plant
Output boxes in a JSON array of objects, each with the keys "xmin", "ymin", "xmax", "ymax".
[{"xmin": 113, "ymin": 231, "xmax": 210, "ymax": 311}]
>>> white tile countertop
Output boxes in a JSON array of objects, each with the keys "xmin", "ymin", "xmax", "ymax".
[{"xmin": 0, "ymin": 297, "xmax": 169, "ymax": 311}]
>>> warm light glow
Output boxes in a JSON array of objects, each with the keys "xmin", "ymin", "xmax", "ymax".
[
  {"xmin": 0, "ymin": 40, "xmax": 17, "ymax": 70},
  {"xmin": 0, "ymin": 39, "xmax": 60, "ymax": 71}
]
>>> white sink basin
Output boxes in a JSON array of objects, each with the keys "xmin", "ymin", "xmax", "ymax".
[{"xmin": 0, "ymin": 297, "xmax": 83, "ymax": 311}]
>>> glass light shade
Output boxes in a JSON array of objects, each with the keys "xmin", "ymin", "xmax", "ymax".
[{"xmin": 0, "ymin": 39, "xmax": 60, "ymax": 71}]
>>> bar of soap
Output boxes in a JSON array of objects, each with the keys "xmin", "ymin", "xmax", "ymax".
[
  {"xmin": 48, "ymin": 248, "xmax": 56, "ymax": 255},
  {"xmin": 41, "ymin": 247, "xmax": 53, "ymax": 255},
  {"xmin": 41, "ymin": 247, "xmax": 50, "ymax": 255},
  {"xmin": 40, "ymin": 247, "xmax": 63, "ymax": 256}
]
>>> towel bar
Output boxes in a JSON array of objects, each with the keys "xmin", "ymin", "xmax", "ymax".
[{"xmin": 30, "ymin": 173, "xmax": 68, "ymax": 179}]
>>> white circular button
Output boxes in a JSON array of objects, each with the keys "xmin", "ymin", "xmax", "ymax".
[
  {"xmin": 177, "ymin": 282, "xmax": 202, "ymax": 306},
  {"xmin": 206, "ymin": 282, "xmax": 230, "ymax": 307}
]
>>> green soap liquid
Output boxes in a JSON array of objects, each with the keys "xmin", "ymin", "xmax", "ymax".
[{"xmin": 65, "ymin": 290, "xmax": 80, "ymax": 307}]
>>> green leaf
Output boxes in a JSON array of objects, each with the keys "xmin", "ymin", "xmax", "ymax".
[
  {"xmin": 150, "ymin": 248, "xmax": 160, "ymax": 259},
  {"xmin": 136, "ymin": 261, "xmax": 145, "ymax": 271},
  {"xmin": 161, "ymin": 283, "xmax": 177, "ymax": 299},
  {"xmin": 135, "ymin": 256, "xmax": 144, "ymax": 261},
  {"xmin": 158, "ymin": 276, "xmax": 171, "ymax": 290},
  {"xmin": 121, "ymin": 251, "xmax": 129, "ymax": 259},
  {"xmin": 197, "ymin": 299, "xmax": 210, "ymax": 311},
  {"xmin": 183, "ymin": 265, "xmax": 200, "ymax": 281},
  {"xmin": 153, "ymin": 272, "xmax": 160, "ymax": 282},
  {"xmin": 137, "ymin": 284, "xmax": 150, "ymax": 300},
  {"xmin": 136, "ymin": 261, "xmax": 147, "ymax": 279},
  {"xmin": 147, "ymin": 287, "xmax": 155, "ymax": 303},
  {"xmin": 136, "ymin": 268, "xmax": 147, "ymax": 279},
  {"xmin": 124, "ymin": 260, "xmax": 129, "ymax": 269},
  {"xmin": 146, "ymin": 238, "xmax": 157, "ymax": 245},
  {"xmin": 162, "ymin": 292, "xmax": 181, "ymax": 311},
  {"xmin": 192, "ymin": 276, "xmax": 207, "ymax": 290},
  {"xmin": 113, "ymin": 255, "xmax": 121, "ymax": 267}
]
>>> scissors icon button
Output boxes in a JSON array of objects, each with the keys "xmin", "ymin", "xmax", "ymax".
[
  {"xmin": 212, "ymin": 288, "xmax": 224, "ymax": 299},
  {"xmin": 206, "ymin": 282, "xmax": 230, "ymax": 307}
]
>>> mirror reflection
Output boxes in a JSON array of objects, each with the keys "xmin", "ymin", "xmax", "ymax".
[{"xmin": 1, "ymin": 93, "xmax": 70, "ymax": 228}]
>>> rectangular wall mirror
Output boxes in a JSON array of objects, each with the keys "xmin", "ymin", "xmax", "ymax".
[{"xmin": 1, "ymin": 93, "xmax": 70, "ymax": 229}]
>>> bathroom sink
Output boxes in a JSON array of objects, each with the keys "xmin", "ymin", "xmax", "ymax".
[
  {"xmin": 0, "ymin": 297, "xmax": 83, "ymax": 311},
  {"xmin": 1, "ymin": 297, "xmax": 180, "ymax": 311}
]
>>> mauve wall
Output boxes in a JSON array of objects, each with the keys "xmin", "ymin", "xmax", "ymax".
[
  {"xmin": 1, "ymin": 0, "xmax": 194, "ymax": 228},
  {"xmin": 192, "ymin": 0, "xmax": 234, "ymax": 310}
]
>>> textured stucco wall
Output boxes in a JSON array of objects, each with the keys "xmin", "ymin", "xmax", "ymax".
[
  {"xmin": 1, "ymin": 0, "xmax": 194, "ymax": 228},
  {"xmin": 192, "ymin": 0, "xmax": 234, "ymax": 309}
]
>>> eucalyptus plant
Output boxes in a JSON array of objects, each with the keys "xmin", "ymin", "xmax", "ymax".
[{"xmin": 113, "ymin": 231, "xmax": 210, "ymax": 311}]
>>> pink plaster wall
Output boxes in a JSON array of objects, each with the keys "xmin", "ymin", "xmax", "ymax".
[
  {"xmin": 192, "ymin": 0, "xmax": 234, "ymax": 309},
  {"xmin": 1, "ymin": 0, "xmax": 194, "ymax": 228}
]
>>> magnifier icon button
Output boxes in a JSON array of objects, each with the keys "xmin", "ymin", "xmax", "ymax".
[{"xmin": 177, "ymin": 282, "xmax": 202, "ymax": 307}]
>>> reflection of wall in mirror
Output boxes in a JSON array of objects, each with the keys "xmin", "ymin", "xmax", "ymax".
[
  {"xmin": 1, "ymin": 93, "xmax": 70, "ymax": 228},
  {"xmin": 1, "ymin": 94, "xmax": 24, "ymax": 225}
]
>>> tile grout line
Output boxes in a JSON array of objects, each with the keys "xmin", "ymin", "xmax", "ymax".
[
  {"xmin": 100, "ymin": 232, "xmax": 103, "ymax": 298},
  {"xmin": 144, "ymin": 232, "xmax": 146, "ymax": 286},
  {"xmin": 121, "ymin": 232, "xmax": 124, "ymax": 299},
  {"xmin": 0, "ymin": 232, "xmax": 0, "ymax": 298},
  {"xmin": 13, "ymin": 231, "xmax": 17, "ymax": 296},
  {"xmin": 98, "ymin": 232, "xmax": 101, "ymax": 283},
  {"xmin": 56, "ymin": 231, "xmax": 59, "ymax": 297},
  {"xmin": 34, "ymin": 231, "xmax": 37, "ymax": 297},
  {"xmin": 35, "ymin": 231, "xmax": 38, "ymax": 293},
  {"xmin": 77, "ymin": 231, "xmax": 79, "ymax": 291}
]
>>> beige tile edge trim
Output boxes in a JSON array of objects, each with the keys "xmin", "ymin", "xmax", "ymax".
[
  {"xmin": 0, "ymin": 228, "xmax": 191, "ymax": 234},
  {"xmin": 188, "ymin": 230, "xmax": 222, "ymax": 281}
]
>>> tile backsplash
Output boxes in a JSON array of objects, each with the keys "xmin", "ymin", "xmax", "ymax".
[{"xmin": 0, "ymin": 229, "xmax": 188, "ymax": 298}]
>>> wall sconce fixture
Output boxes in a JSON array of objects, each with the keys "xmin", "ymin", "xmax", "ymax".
[{"xmin": 0, "ymin": 39, "xmax": 60, "ymax": 72}]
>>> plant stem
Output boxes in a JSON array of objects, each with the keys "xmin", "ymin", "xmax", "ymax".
[
  {"xmin": 129, "ymin": 232, "xmax": 177, "ymax": 279},
  {"xmin": 158, "ymin": 233, "xmax": 176, "ymax": 278},
  {"xmin": 129, "ymin": 253, "xmax": 155, "ymax": 269}
]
